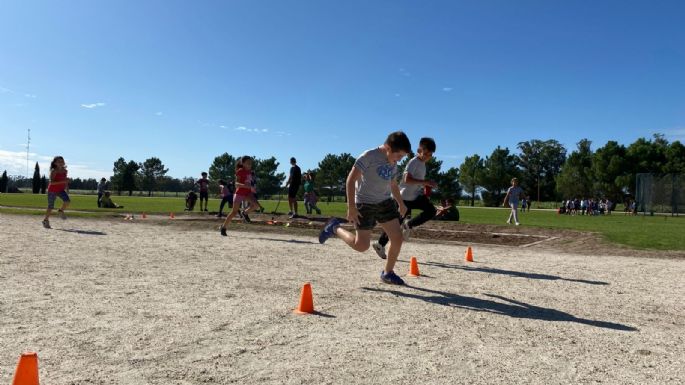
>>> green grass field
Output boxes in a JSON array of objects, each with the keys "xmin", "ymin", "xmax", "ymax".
[{"xmin": 1, "ymin": 193, "xmax": 683, "ymax": 251}]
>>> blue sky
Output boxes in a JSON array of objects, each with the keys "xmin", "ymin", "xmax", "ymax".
[{"xmin": 1, "ymin": 0, "xmax": 684, "ymax": 180}]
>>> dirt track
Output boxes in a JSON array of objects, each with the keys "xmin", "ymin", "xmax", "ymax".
[{"xmin": 1, "ymin": 214, "xmax": 684, "ymax": 384}]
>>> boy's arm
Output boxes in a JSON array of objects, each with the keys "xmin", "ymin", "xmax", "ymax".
[
  {"xmin": 502, "ymin": 189, "xmax": 510, "ymax": 207},
  {"xmin": 403, "ymin": 172, "xmax": 437, "ymax": 187},
  {"xmin": 345, "ymin": 166, "xmax": 362, "ymax": 225},
  {"xmin": 390, "ymin": 179, "xmax": 407, "ymax": 217}
]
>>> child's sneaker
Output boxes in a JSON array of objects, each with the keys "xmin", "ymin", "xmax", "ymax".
[
  {"xmin": 220, "ymin": 226, "xmax": 227, "ymax": 236},
  {"xmin": 372, "ymin": 242, "xmax": 387, "ymax": 259},
  {"xmin": 58, "ymin": 209, "xmax": 67, "ymax": 220},
  {"xmin": 42, "ymin": 219, "xmax": 51, "ymax": 229},
  {"xmin": 401, "ymin": 219, "xmax": 411, "ymax": 241},
  {"xmin": 318, "ymin": 218, "xmax": 341, "ymax": 244},
  {"xmin": 315, "ymin": 208, "xmax": 322, "ymax": 215},
  {"xmin": 242, "ymin": 211, "xmax": 251, "ymax": 223},
  {"xmin": 380, "ymin": 270, "xmax": 405, "ymax": 285}
]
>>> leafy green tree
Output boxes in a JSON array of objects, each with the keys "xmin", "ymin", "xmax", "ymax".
[
  {"xmin": 664, "ymin": 140, "xmax": 685, "ymax": 174},
  {"xmin": 208, "ymin": 153, "xmax": 237, "ymax": 193},
  {"xmin": 32, "ymin": 162, "xmax": 41, "ymax": 194},
  {"xmin": 317, "ymin": 153, "xmax": 356, "ymax": 202},
  {"xmin": 253, "ymin": 156, "xmax": 286, "ymax": 196},
  {"xmin": 436, "ymin": 167, "xmax": 461, "ymax": 201},
  {"xmin": 139, "ymin": 157, "xmax": 169, "ymax": 197},
  {"xmin": 459, "ymin": 154, "xmax": 485, "ymax": 206},
  {"xmin": 517, "ymin": 139, "xmax": 567, "ymax": 202},
  {"xmin": 0, "ymin": 170, "xmax": 8, "ymax": 193},
  {"xmin": 111, "ymin": 158, "xmax": 127, "ymax": 194},
  {"xmin": 481, "ymin": 146, "xmax": 519, "ymax": 206},
  {"xmin": 123, "ymin": 161, "xmax": 140, "ymax": 196},
  {"xmin": 591, "ymin": 140, "xmax": 629, "ymax": 202},
  {"xmin": 556, "ymin": 139, "xmax": 594, "ymax": 199}
]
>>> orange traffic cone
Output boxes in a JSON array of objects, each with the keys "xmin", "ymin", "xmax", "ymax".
[
  {"xmin": 12, "ymin": 352, "xmax": 39, "ymax": 385},
  {"xmin": 465, "ymin": 246, "xmax": 474, "ymax": 262},
  {"xmin": 294, "ymin": 283, "xmax": 314, "ymax": 314},
  {"xmin": 169, "ymin": 212, "xmax": 175, "ymax": 219},
  {"xmin": 408, "ymin": 256, "xmax": 420, "ymax": 277},
  {"xmin": 141, "ymin": 212, "xmax": 147, "ymax": 219}
]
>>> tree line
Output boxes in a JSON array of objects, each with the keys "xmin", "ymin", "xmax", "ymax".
[{"xmin": 2, "ymin": 134, "xmax": 684, "ymax": 205}]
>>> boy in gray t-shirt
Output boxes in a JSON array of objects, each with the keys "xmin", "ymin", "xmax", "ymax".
[
  {"xmin": 502, "ymin": 177, "xmax": 525, "ymax": 225},
  {"xmin": 373, "ymin": 137, "xmax": 438, "ymax": 259},
  {"xmin": 319, "ymin": 131, "xmax": 411, "ymax": 285}
]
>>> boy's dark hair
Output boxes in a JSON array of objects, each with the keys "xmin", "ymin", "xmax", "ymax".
[
  {"xmin": 419, "ymin": 137, "xmax": 436, "ymax": 153},
  {"xmin": 50, "ymin": 156, "xmax": 64, "ymax": 171},
  {"xmin": 201, "ymin": 172, "xmax": 207, "ymax": 176},
  {"xmin": 290, "ymin": 157, "xmax": 297, "ymax": 164},
  {"xmin": 384, "ymin": 131, "xmax": 411, "ymax": 153}
]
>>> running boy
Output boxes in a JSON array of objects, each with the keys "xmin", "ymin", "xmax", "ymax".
[
  {"xmin": 319, "ymin": 131, "xmax": 411, "ymax": 285},
  {"xmin": 42, "ymin": 156, "xmax": 70, "ymax": 228},
  {"xmin": 197, "ymin": 172, "xmax": 210, "ymax": 212},
  {"xmin": 372, "ymin": 137, "xmax": 437, "ymax": 259},
  {"xmin": 502, "ymin": 177, "xmax": 525, "ymax": 225}
]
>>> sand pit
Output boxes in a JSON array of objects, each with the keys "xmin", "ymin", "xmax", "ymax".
[{"xmin": 1, "ymin": 213, "xmax": 684, "ymax": 384}]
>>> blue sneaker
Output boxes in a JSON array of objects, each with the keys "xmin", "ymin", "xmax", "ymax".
[
  {"xmin": 380, "ymin": 270, "xmax": 405, "ymax": 285},
  {"xmin": 318, "ymin": 218, "xmax": 341, "ymax": 244}
]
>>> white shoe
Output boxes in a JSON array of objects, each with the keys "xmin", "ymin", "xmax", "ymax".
[
  {"xmin": 401, "ymin": 219, "xmax": 411, "ymax": 241},
  {"xmin": 515, "ymin": 222, "xmax": 520, "ymax": 226},
  {"xmin": 372, "ymin": 242, "xmax": 387, "ymax": 259},
  {"xmin": 506, "ymin": 220, "xmax": 511, "ymax": 224}
]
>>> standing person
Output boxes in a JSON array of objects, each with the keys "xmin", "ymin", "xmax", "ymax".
[
  {"xmin": 220, "ymin": 156, "xmax": 260, "ymax": 236},
  {"xmin": 303, "ymin": 172, "xmax": 322, "ymax": 215},
  {"xmin": 319, "ymin": 131, "xmax": 411, "ymax": 285},
  {"xmin": 216, "ymin": 179, "xmax": 234, "ymax": 217},
  {"xmin": 197, "ymin": 172, "xmax": 210, "ymax": 212},
  {"xmin": 502, "ymin": 177, "xmax": 525, "ymax": 226},
  {"xmin": 372, "ymin": 137, "xmax": 437, "ymax": 259},
  {"xmin": 42, "ymin": 156, "xmax": 70, "ymax": 229},
  {"xmin": 285, "ymin": 157, "xmax": 301, "ymax": 219},
  {"xmin": 97, "ymin": 177, "xmax": 108, "ymax": 207}
]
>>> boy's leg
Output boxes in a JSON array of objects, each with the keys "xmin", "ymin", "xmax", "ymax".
[
  {"xmin": 405, "ymin": 195, "xmax": 436, "ymax": 228},
  {"xmin": 334, "ymin": 227, "xmax": 372, "ymax": 252},
  {"xmin": 378, "ymin": 219, "xmax": 403, "ymax": 273},
  {"xmin": 510, "ymin": 204, "xmax": 520, "ymax": 224}
]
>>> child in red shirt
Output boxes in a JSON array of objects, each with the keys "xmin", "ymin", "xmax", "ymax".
[
  {"xmin": 219, "ymin": 156, "xmax": 260, "ymax": 236},
  {"xmin": 42, "ymin": 156, "xmax": 71, "ymax": 229}
]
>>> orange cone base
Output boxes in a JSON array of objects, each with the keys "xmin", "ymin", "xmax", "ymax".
[{"xmin": 294, "ymin": 283, "xmax": 314, "ymax": 315}]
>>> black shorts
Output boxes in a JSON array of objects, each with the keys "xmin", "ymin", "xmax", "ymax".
[
  {"xmin": 288, "ymin": 184, "xmax": 300, "ymax": 198},
  {"xmin": 355, "ymin": 199, "xmax": 400, "ymax": 230},
  {"xmin": 200, "ymin": 191, "xmax": 209, "ymax": 200}
]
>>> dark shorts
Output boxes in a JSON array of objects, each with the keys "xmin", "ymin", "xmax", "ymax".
[
  {"xmin": 355, "ymin": 199, "xmax": 400, "ymax": 230},
  {"xmin": 200, "ymin": 191, "xmax": 209, "ymax": 200},
  {"xmin": 47, "ymin": 191, "xmax": 70, "ymax": 209},
  {"xmin": 288, "ymin": 184, "xmax": 300, "ymax": 198}
]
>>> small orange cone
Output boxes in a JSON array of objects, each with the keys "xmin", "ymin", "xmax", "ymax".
[
  {"xmin": 465, "ymin": 246, "xmax": 474, "ymax": 262},
  {"xmin": 12, "ymin": 352, "xmax": 39, "ymax": 385},
  {"xmin": 141, "ymin": 212, "xmax": 147, "ymax": 219},
  {"xmin": 294, "ymin": 283, "xmax": 314, "ymax": 314},
  {"xmin": 408, "ymin": 256, "xmax": 420, "ymax": 277},
  {"xmin": 169, "ymin": 212, "xmax": 175, "ymax": 219}
]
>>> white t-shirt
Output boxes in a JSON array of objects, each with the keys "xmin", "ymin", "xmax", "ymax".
[
  {"xmin": 399, "ymin": 156, "xmax": 426, "ymax": 201},
  {"xmin": 353, "ymin": 147, "xmax": 400, "ymax": 204}
]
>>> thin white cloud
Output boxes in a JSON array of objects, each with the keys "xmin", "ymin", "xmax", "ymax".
[
  {"xmin": 25, "ymin": 93, "xmax": 37, "ymax": 98},
  {"xmin": 442, "ymin": 87, "xmax": 453, "ymax": 92},
  {"xmin": 81, "ymin": 102, "xmax": 106, "ymax": 109},
  {"xmin": 394, "ymin": 93, "xmax": 401, "ymax": 97},
  {"xmin": 219, "ymin": 125, "xmax": 227, "ymax": 129},
  {"xmin": 235, "ymin": 126, "xmax": 247, "ymax": 131},
  {"xmin": 155, "ymin": 111, "xmax": 163, "ymax": 116},
  {"xmin": 399, "ymin": 68, "xmax": 411, "ymax": 77},
  {"xmin": 0, "ymin": 86, "xmax": 13, "ymax": 93}
]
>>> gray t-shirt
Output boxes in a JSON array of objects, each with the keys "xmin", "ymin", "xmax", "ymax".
[
  {"xmin": 507, "ymin": 185, "xmax": 524, "ymax": 205},
  {"xmin": 353, "ymin": 147, "xmax": 400, "ymax": 204},
  {"xmin": 400, "ymin": 156, "xmax": 425, "ymax": 201}
]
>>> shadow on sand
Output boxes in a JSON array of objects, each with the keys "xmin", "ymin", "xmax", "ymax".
[
  {"xmin": 362, "ymin": 285, "xmax": 636, "ymax": 331},
  {"xmin": 419, "ymin": 260, "xmax": 609, "ymax": 286},
  {"xmin": 55, "ymin": 228, "xmax": 107, "ymax": 236},
  {"xmin": 245, "ymin": 236, "xmax": 317, "ymax": 245}
]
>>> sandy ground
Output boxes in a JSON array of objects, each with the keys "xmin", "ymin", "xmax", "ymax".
[{"xmin": 1, "ymin": 213, "xmax": 684, "ymax": 384}]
